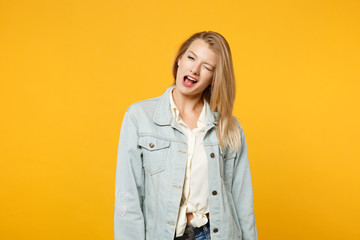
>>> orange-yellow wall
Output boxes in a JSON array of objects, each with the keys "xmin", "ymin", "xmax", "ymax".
[{"xmin": 1, "ymin": 0, "xmax": 359, "ymax": 239}]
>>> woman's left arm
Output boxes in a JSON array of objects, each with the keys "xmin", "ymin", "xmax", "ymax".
[{"xmin": 231, "ymin": 126, "xmax": 258, "ymax": 240}]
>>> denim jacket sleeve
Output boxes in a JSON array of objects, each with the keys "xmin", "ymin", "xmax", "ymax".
[
  {"xmin": 114, "ymin": 110, "xmax": 145, "ymax": 240},
  {"xmin": 232, "ymin": 126, "xmax": 258, "ymax": 240}
]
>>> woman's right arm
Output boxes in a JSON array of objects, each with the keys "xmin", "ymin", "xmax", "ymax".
[{"xmin": 114, "ymin": 110, "xmax": 145, "ymax": 240}]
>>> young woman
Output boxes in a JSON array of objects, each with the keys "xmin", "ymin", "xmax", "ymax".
[{"xmin": 114, "ymin": 31, "xmax": 258, "ymax": 240}]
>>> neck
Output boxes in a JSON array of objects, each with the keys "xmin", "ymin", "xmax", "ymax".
[{"xmin": 172, "ymin": 87, "xmax": 204, "ymax": 114}]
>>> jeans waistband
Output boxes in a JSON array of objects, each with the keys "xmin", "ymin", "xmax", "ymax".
[{"xmin": 174, "ymin": 221, "xmax": 211, "ymax": 240}]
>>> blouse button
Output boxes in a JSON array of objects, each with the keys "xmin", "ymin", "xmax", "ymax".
[
  {"xmin": 210, "ymin": 153, "xmax": 215, "ymax": 158},
  {"xmin": 149, "ymin": 143, "xmax": 155, "ymax": 148},
  {"xmin": 213, "ymin": 228, "xmax": 219, "ymax": 233},
  {"xmin": 212, "ymin": 191, "xmax": 217, "ymax": 195}
]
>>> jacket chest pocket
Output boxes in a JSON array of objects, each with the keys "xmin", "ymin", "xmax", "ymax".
[
  {"xmin": 223, "ymin": 152, "xmax": 236, "ymax": 180},
  {"xmin": 139, "ymin": 136, "xmax": 170, "ymax": 175}
]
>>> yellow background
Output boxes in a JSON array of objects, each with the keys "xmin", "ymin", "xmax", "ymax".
[{"xmin": 1, "ymin": 0, "xmax": 359, "ymax": 239}]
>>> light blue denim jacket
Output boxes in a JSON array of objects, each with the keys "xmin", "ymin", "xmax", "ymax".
[{"xmin": 114, "ymin": 85, "xmax": 258, "ymax": 240}]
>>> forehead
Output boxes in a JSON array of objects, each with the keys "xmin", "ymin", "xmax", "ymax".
[{"xmin": 186, "ymin": 39, "xmax": 217, "ymax": 65}]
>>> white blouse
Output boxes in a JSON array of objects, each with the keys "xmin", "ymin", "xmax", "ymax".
[{"xmin": 169, "ymin": 89, "xmax": 210, "ymax": 237}]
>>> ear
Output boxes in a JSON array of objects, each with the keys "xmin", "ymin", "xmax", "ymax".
[{"xmin": 177, "ymin": 55, "xmax": 184, "ymax": 66}]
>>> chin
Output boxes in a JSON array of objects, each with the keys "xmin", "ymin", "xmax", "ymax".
[{"xmin": 176, "ymin": 85, "xmax": 204, "ymax": 97}]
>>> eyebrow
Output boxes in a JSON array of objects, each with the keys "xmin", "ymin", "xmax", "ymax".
[{"xmin": 188, "ymin": 51, "xmax": 215, "ymax": 69}]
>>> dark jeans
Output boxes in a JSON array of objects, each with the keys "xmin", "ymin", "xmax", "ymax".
[{"xmin": 174, "ymin": 222, "xmax": 211, "ymax": 240}]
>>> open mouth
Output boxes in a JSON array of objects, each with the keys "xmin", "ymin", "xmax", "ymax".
[{"xmin": 183, "ymin": 75, "xmax": 198, "ymax": 86}]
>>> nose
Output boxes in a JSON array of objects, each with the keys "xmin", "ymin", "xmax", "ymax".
[{"xmin": 190, "ymin": 62, "xmax": 201, "ymax": 75}]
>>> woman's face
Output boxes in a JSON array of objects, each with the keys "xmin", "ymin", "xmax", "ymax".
[{"xmin": 175, "ymin": 39, "xmax": 217, "ymax": 97}]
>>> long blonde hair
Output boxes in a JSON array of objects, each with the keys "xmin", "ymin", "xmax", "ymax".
[{"xmin": 172, "ymin": 31, "xmax": 241, "ymax": 152}]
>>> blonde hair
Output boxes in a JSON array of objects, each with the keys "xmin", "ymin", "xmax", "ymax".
[{"xmin": 172, "ymin": 31, "xmax": 241, "ymax": 152}]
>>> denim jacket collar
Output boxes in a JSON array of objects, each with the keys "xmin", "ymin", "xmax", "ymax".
[{"xmin": 153, "ymin": 85, "xmax": 218, "ymax": 127}]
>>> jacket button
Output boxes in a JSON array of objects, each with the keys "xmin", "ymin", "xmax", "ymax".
[
  {"xmin": 210, "ymin": 153, "xmax": 215, "ymax": 158},
  {"xmin": 149, "ymin": 143, "xmax": 155, "ymax": 148},
  {"xmin": 213, "ymin": 228, "xmax": 219, "ymax": 233},
  {"xmin": 212, "ymin": 191, "xmax": 217, "ymax": 195}
]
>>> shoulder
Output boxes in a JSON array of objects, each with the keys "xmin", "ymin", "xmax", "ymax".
[
  {"xmin": 232, "ymin": 116, "xmax": 245, "ymax": 137},
  {"xmin": 126, "ymin": 96, "xmax": 160, "ymax": 116},
  {"xmin": 126, "ymin": 97, "xmax": 160, "ymax": 114}
]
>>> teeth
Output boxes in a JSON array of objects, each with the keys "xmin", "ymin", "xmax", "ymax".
[{"xmin": 187, "ymin": 76, "xmax": 197, "ymax": 82}]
